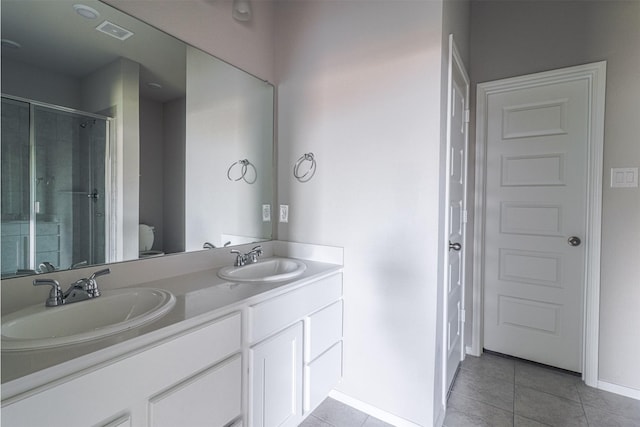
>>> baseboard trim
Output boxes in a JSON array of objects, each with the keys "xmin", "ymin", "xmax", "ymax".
[
  {"xmin": 597, "ymin": 380, "xmax": 640, "ymax": 401},
  {"xmin": 465, "ymin": 345, "xmax": 480, "ymax": 357},
  {"xmin": 328, "ymin": 390, "xmax": 422, "ymax": 427}
]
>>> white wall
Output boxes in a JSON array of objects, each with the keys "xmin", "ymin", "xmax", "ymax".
[
  {"xmin": 275, "ymin": 1, "xmax": 447, "ymax": 425},
  {"xmin": 103, "ymin": 0, "xmax": 275, "ymax": 83},
  {"xmin": 469, "ymin": 0, "xmax": 640, "ymax": 391},
  {"xmin": 163, "ymin": 97, "xmax": 186, "ymax": 254}
]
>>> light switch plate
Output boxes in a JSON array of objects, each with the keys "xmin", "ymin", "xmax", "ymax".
[
  {"xmin": 279, "ymin": 205, "xmax": 289, "ymax": 223},
  {"xmin": 262, "ymin": 204, "xmax": 271, "ymax": 222},
  {"xmin": 610, "ymin": 167, "xmax": 638, "ymax": 188}
]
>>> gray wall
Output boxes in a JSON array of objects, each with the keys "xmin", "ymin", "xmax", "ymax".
[
  {"xmin": 139, "ymin": 97, "xmax": 165, "ymax": 251},
  {"xmin": 470, "ymin": 0, "xmax": 640, "ymax": 390},
  {"xmin": 1, "ymin": 59, "xmax": 81, "ymax": 109}
]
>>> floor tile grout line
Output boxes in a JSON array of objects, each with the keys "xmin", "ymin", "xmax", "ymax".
[
  {"xmin": 580, "ymin": 400, "xmax": 640, "ymax": 425},
  {"xmin": 511, "ymin": 361, "xmax": 516, "ymax": 427},
  {"xmin": 449, "ymin": 390, "xmax": 515, "ymax": 415},
  {"xmin": 515, "ymin": 383, "xmax": 585, "ymax": 406},
  {"xmin": 517, "ymin": 414, "xmax": 554, "ymax": 427},
  {"xmin": 575, "ymin": 383, "xmax": 592, "ymax": 427}
]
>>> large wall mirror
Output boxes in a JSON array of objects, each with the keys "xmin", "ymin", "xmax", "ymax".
[{"xmin": 1, "ymin": 0, "xmax": 274, "ymax": 278}]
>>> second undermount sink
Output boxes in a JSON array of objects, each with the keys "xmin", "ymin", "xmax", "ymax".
[
  {"xmin": 217, "ymin": 258, "xmax": 307, "ymax": 283},
  {"xmin": 1, "ymin": 288, "xmax": 176, "ymax": 352}
]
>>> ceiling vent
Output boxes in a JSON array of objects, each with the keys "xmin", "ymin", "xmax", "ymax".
[{"xmin": 96, "ymin": 21, "xmax": 134, "ymax": 41}]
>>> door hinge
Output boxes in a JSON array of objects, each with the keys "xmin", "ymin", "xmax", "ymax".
[
  {"xmin": 460, "ymin": 309, "xmax": 466, "ymax": 323},
  {"xmin": 462, "ymin": 210, "xmax": 468, "ymax": 224},
  {"xmin": 464, "ymin": 109, "xmax": 470, "ymax": 124}
]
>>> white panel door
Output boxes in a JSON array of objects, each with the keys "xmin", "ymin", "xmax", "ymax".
[
  {"xmin": 482, "ymin": 75, "xmax": 590, "ymax": 372},
  {"xmin": 250, "ymin": 322, "xmax": 303, "ymax": 427},
  {"xmin": 444, "ymin": 36, "xmax": 469, "ymax": 396}
]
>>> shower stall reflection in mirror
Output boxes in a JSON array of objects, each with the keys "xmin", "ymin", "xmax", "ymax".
[{"xmin": 1, "ymin": 95, "xmax": 114, "ymax": 278}]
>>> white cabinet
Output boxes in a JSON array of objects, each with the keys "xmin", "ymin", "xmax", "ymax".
[
  {"xmin": 304, "ymin": 300, "xmax": 344, "ymax": 413},
  {"xmin": 2, "ymin": 312, "xmax": 242, "ymax": 427},
  {"xmin": 2, "ymin": 268, "xmax": 343, "ymax": 427},
  {"xmin": 150, "ymin": 355, "xmax": 242, "ymax": 427},
  {"xmin": 248, "ymin": 273, "xmax": 344, "ymax": 426},
  {"xmin": 249, "ymin": 322, "xmax": 304, "ymax": 427}
]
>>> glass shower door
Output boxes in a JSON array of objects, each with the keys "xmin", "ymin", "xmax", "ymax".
[
  {"xmin": 1, "ymin": 98, "xmax": 31, "ymax": 276},
  {"xmin": 32, "ymin": 105, "xmax": 108, "ymax": 271},
  {"xmin": 1, "ymin": 96, "xmax": 109, "ymax": 277}
]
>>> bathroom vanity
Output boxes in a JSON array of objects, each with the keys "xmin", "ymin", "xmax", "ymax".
[{"xmin": 1, "ymin": 242, "xmax": 344, "ymax": 427}]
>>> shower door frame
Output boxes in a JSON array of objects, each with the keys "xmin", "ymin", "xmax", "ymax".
[{"xmin": 1, "ymin": 94, "xmax": 116, "ymax": 271}]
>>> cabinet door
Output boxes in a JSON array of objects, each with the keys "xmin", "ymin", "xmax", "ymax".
[{"xmin": 250, "ymin": 322, "xmax": 303, "ymax": 427}]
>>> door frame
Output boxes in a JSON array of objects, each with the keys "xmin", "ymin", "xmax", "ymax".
[
  {"xmin": 471, "ymin": 61, "xmax": 606, "ymax": 386},
  {"xmin": 442, "ymin": 33, "xmax": 470, "ymax": 406}
]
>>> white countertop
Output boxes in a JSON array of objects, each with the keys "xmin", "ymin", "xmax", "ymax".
[{"xmin": 1, "ymin": 256, "xmax": 342, "ymax": 402}]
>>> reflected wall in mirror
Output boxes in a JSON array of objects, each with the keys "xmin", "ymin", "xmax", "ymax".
[{"xmin": 0, "ymin": 0, "xmax": 274, "ymax": 278}]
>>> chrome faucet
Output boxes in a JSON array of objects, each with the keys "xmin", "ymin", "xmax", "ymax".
[
  {"xmin": 204, "ymin": 241, "xmax": 232, "ymax": 249},
  {"xmin": 247, "ymin": 245, "xmax": 263, "ymax": 264},
  {"xmin": 33, "ymin": 268, "xmax": 110, "ymax": 307},
  {"xmin": 39, "ymin": 261, "xmax": 56, "ymax": 273},
  {"xmin": 230, "ymin": 245, "xmax": 263, "ymax": 267}
]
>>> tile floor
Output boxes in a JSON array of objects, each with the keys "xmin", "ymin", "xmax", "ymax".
[
  {"xmin": 300, "ymin": 397, "xmax": 393, "ymax": 427},
  {"xmin": 302, "ymin": 353, "xmax": 640, "ymax": 427},
  {"xmin": 444, "ymin": 352, "xmax": 640, "ymax": 427}
]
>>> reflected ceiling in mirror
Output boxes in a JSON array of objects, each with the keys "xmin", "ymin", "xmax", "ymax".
[{"xmin": 0, "ymin": 0, "xmax": 274, "ymax": 279}]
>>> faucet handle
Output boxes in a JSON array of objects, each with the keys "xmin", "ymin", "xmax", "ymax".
[
  {"xmin": 33, "ymin": 279, "xmax": 63, "ymax": 307},
  {"xmin": 247, "ymin": 245, "xmax": 263, "ymax": 263},
  {"xmin": 230, "ymin": 249, "xmax": 246, "ymax": 266},
  {"xmin": 89, "ymin": 268, "xmax": 110, "ymax": 280},
  {"xmin": 86, "ymin": 268, "xmax": 109, "ymax": 297}
]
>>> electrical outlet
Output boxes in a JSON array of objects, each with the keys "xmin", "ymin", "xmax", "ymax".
[
  {"xmin": 279, "ymin": 204, "xmax": 289, "ymax": 223},
  {"xmin": 262, "ymin": 204, "xmax": 271, "ymax": 222},
  {"xmin": 611, "ymin": 167, "xmax": 638, "ymax": 188}
]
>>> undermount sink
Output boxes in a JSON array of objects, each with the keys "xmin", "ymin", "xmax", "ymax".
[
  {"xmin": 217, "ymin": 258, "xmax": 307, "ymax": 283},
  {"xmin": 1, "ymin": 288, "xmax": 176, "ymax": 352}
]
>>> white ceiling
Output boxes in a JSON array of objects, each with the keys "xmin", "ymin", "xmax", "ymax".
[{"xmin": 1, "ymin": 0, "xmax": 187, "ymax": 102}]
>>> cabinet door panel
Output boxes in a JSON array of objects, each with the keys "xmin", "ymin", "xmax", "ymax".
[
  {"xmin": 250, "ymin": 322, "xmax": 303, "ymax": 427},
  {"xmin": 307, "ymin": 300, "xmax": 343, "ymax": 362},
  {"xmin": 304, "ymin": 341, "xmax": 343, "ymax": 413},
  {"xmin": 150, "ymin": 355, "xmax": 242, "ymax": 427}
]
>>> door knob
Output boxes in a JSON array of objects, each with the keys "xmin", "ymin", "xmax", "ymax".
[
  {"xmin": 449, "ymin": 241, "xmax": 462, "ymax": 251},
  {"xmin": 568, "ymin": 236, "xmax": 581, "ymax": 247}
]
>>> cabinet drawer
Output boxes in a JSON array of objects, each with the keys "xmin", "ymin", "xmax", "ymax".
[
  {"xmin": 150, "ymin": 355, "xmax": 242, "ymax": 427},
  {"xmin": 185, "ymin": 312, "xmax": 241, "ymax": 366},
  {"xmin": 306, "ymin": 300, "xmax": 343, "ymax": 362},
  {"xmin": 249, "ymin": 274, "xmax": 342, "ymax": 343},
  {"xmin": 304, "ymin": 341, "xmax": 343, "ymax": 413}
]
